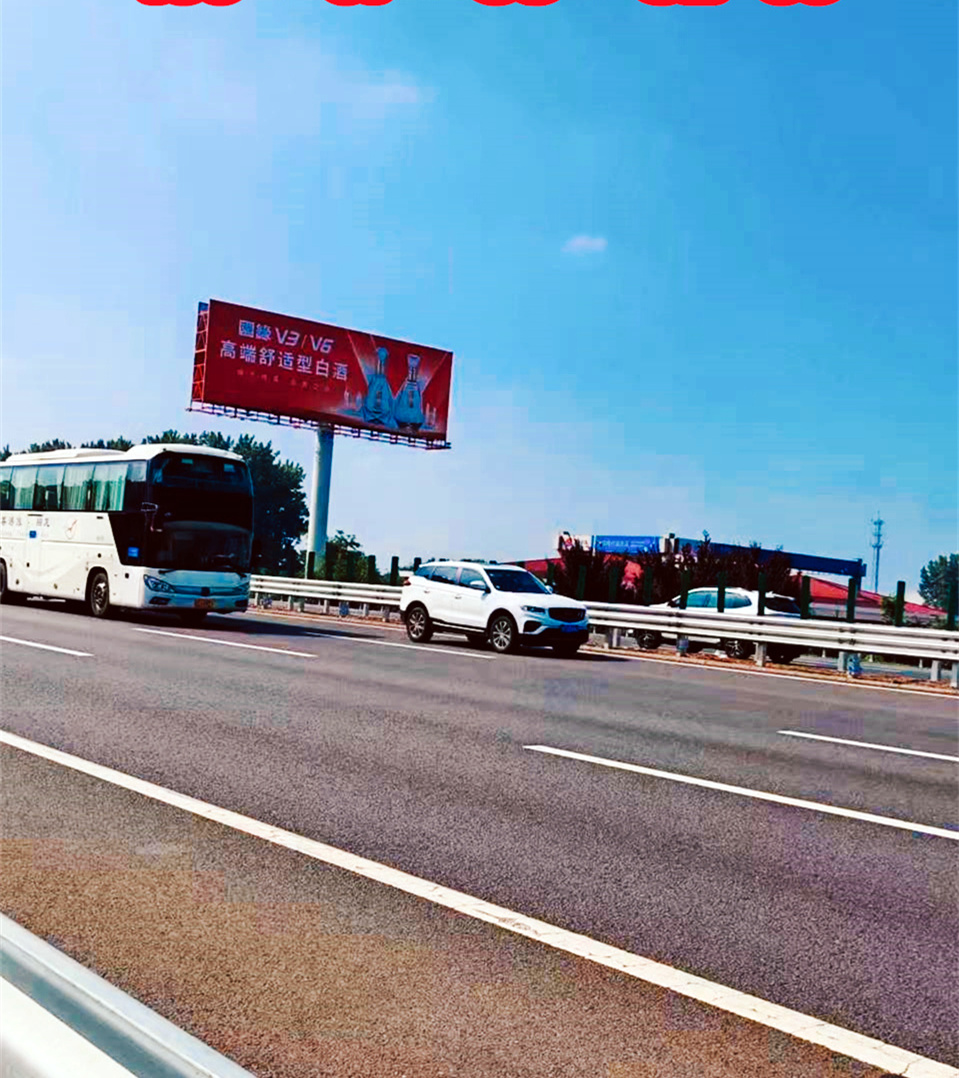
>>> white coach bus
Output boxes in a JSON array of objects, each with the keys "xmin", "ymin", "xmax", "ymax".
[{"xmin": 0, "ymin": 443, "xmax": 253, "ymax": 623}]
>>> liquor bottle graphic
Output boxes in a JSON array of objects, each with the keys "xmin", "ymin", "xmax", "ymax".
[
  {"xmin": 394, "ymin": 354, "xmax": 425, "ymax": 431},
  {"xmin": 362, "ymin": 347, "xmax": 394, "ymax": 426}
]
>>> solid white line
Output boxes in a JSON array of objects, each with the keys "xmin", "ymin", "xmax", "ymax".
[
  {"xmin": 0, "ymin": 729, "xmax": 956, "ymax": 1078},
  {"xmin": 0, "ymin": 635, "xmax": 92, "ymax": 658},
  {"xmin": 524, "ymin": 745, "xmax": 959, "ymax": 841},
  {"xmin": 131, "ymin": 627, "xmax": 316, "ymax": 659},
  {"xmin": 779, "ymin": 730, "xmax": 959, "ymax": 763}
]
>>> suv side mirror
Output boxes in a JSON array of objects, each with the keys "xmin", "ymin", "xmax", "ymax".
[{"xmin": 468, "ymin": 579, "xmax": 489, "ymax": 592}]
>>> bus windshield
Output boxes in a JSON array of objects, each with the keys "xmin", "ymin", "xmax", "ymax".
[{"xmin": 147, "ymin": 453, "xmax": 254, "ymax": 572}]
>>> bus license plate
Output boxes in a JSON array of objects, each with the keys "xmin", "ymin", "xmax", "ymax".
[{"xmin": 194, "ymin": 599, "xmax": 215, "ymax": 610}]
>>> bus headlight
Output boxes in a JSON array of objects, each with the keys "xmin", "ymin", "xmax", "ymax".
[{"xmin": 145, "ymin": 575, "xmax": 174, "ymax": 593}]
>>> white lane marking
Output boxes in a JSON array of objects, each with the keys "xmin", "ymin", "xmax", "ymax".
[
  {"xmin": 779, "ymin": 730, "xmax": 959, "ymax": 763},
  {"xmin": 524, "ymin": 745, "xmax": 959, "ymax": 842},
  {"xmin": 0, "ymin": 635, "xmax": 92, "ymax": 658},
  {"xmin": 1, "ymin": 729, "xmax": 955, "ymax": 1078},
  {"xmin": 305, "ymin": 633, "xmax": 494, "ymax": 659},
  {"xmin": 131, "ymin": 627, "xmax": 316, "ymax": 659}
]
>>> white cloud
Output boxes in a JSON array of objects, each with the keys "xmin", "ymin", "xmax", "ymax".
[{"xmin": 562, "ymin": 235, "xmax": 608, "ymax": 255}]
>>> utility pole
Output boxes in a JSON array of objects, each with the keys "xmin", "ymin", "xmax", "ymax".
[{"xmin": 871, "ymin": 512, "xmax": 884, "ymax": 594}]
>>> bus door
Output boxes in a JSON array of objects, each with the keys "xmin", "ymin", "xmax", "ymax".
[{"xmin": 25, "ymin": 514, "xmax": 43, "ymax": 582}]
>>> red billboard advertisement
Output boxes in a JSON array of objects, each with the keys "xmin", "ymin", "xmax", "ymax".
[{"xmin": 192, "ymin": 300, "xmax": 453, "ymax": 446}]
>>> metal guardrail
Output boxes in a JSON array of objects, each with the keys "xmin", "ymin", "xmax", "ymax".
[
  {"xmin": 1, "ymin": 913, "xmax": 253, "ymax": 1078},
  {"xmin": 249, "ymin": 576, "xmax": 959, "ymax": 675}
]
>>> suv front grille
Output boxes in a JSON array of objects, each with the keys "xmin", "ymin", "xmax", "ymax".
[{"xmin": 549, "ymin": 608, "xmax": 583, "ymax": 623}]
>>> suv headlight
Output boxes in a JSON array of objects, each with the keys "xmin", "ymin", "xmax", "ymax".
[
  {"xmin": 521, "ymin": 605, "xmax": 547, "ymax": 614},
  {"xmin": 145, "ymin": 575, "xmax": 174, "ymax": 593}
]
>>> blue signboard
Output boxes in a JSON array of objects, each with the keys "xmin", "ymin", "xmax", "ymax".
[
  {"xmin": 590, "ymin": 534, "xmax": 865, "ymax": 579},
  {"xmin": 592, "ymin": 535, "xmax": 662, "ymax": 555}
]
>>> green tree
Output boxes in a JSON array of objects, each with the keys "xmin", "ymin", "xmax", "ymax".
[
  {"xmin": 918, "ymin": 553, "xmax": 958, "ymax": 611},
  {"xmin": 315, "ymin": 530, "xmax": 383, "ymax": 583},
  {"xmin": 28, "ymin": 439, "xmax": 73, "ymax": 453},
  {"xmin": 0, "ymin": 446, "xmax": 11, "ymax": 461},
  {"xmin": 81, "ymin": 437, "xmax": 135, "ymax": 451}
]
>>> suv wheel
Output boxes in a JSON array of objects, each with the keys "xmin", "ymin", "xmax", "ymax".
[
  {"xmin": 405, "ymin": 603, "xmax": 433, "ymax": 643},
  {"xmin": 488, "ymin": 613, "xmax": 518, "ymax": 654},
  {"xmin": 722, "ymin": 637, "xmax": 753, "ymax": 660}
]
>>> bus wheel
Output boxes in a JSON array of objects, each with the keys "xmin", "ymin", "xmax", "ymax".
[
  {"xmin": 0, "ymin": 562, "xmax": 24, "ymax": 605},
  {"xmin": 87, "ymin": 570, "xmax": 111, "ymax": 618}
]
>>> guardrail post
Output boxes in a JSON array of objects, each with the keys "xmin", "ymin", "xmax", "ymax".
[
  {"xmin": 757, "ymin": 573, "xmax": 767, "ymax": 616},
  {"xmin": 390, "ymin": 556, "xmax": 399, "ymax": 587},
  {"xmin": 951, "ymin": 662, "xmax": 958, "ymax": 690},
  {"xmin": 361, "ymin": 602, "xmax": 370, "ymax": 618},
  {"xmin": 322, "ymin": 598, "xmax": 330, "ymax": 615},
  {"xmin": 298, "ymin": 598, "xmax": 305, "ymax": 613},
  {"xmin": 800, "ymin": 575, "xmax": 811, "ymax": 618},
  {"xmin": 948, "ymin": 581, "xmax": 958, "ymax": 632},
  {"xmin": 384, "ymin": 605, "xmax": 392, "ymax": 622},
  {"xmin": 679, "ymin": 571, "xmax": 690, "ymax": 609},
  {"xmin": 755, "ymin": 642, "xmax": 767, "ymax": 667},
  {"xmin": 288, "ymin": 594, "xmax": 295, "ymax": 611},
  {"xmin": 717, "ymin": 572, "xmax": 727, "ymax": 613},
  {"xmin": 605, "ymin": 627, "xmax": 620, "ymax": 650},
  {"xmin": 608, "ymin": 564, "xmax": 622, "ymax": 604},
  {"xmin": 894, "ymin": 581, "xmax": 906, "ymax": 627},
  {"xmin": 846, "ymin": 577, "xmax": 858, "ymax": 622},
  {"xmin": 930, "ymin": 659, "xmax": 941, "ymax": 683},
  {"xmin": 576, "ymin": 566, "xmax": 587, "ymax": 601}
]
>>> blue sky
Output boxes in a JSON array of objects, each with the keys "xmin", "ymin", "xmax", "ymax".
[{"xmin": 2, "ymin": 0, "xmax": 955, "ymax": 597}]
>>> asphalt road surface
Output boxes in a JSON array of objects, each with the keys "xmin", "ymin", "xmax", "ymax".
[{"xmin": 2, "ymin": 600, "xmax": 957, "ymax": 1076}]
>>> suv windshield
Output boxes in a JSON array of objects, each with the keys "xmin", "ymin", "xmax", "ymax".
[{"xmin": 485, "ymin": 568, "xmax": 549, "ymax": 594}]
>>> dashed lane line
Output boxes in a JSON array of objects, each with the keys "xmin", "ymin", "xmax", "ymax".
[
  {"xmin": 524, "ymin": 744, "xmax": 959, "ymax": 841},
  {"xmin": 0, "ymin": 635, "xmax": 92, "ymax": 658},
  {"xmin": 779, "ymin": 730, "xmax": 959, "ymax": 763},
  {"xmin": 131, "ymin": 627, "xmax": 317, "ymax": 658},
  {"xmin": 1, "ymin": 728, "xmax": 956, "ymax": 1078}
]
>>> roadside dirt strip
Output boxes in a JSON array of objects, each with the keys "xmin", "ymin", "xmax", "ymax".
[{"xmin": 3, "ymin": 740, "xmax": 949, "ymax": 1078}]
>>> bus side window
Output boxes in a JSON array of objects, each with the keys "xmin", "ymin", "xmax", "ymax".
[
  {"xmin": 62, "ymin": 464, "xmax": 94, "ymax": 511},
  {"xmin": 123, "ymin": 460, "xmax": 148, "ymax": 511},
  {"xmin": 92, "ymin": 463, "xmax": 126, "ymax": 512},
  {"xmin": 36, "ymin": 466, "xmax": 65, "ymax": 512},
  {"xmin": 12, "ymin": 467, "xmax": 38, "ymax": 510},
  {"xmin": 0, "ymin": 467, "xmax": 12, "ymax": 511}
]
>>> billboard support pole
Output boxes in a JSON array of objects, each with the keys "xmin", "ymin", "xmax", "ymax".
[{"xmin": 305, "ymin": 425, "xmax": 335, "ymax": 579}]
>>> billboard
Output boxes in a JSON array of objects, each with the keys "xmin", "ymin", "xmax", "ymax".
[{"xmin": 192, "ymin": 299, "xmax": 453, "ymax": 445}]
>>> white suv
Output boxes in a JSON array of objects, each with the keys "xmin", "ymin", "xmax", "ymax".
[
  {"xmin": 634, "ymin": 587, "xmax": 803, "ymax": 663},
  {"xmin": 400, "ymin": 561, "xmax": 590, "ymax": 656}
]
